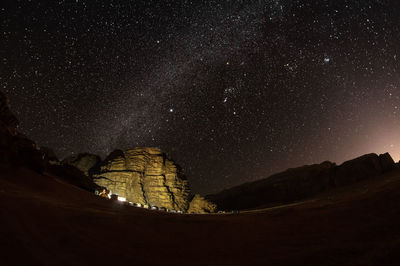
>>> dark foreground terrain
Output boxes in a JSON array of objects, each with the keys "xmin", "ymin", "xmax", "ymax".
[{"xmin": 1, "ymin": 166, "xmax": 400, "ymax": 266}]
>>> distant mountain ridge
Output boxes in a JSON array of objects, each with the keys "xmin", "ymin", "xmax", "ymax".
[{"xmin": 207, "ymin": 153, "xmax": 397, "ymax": 211}]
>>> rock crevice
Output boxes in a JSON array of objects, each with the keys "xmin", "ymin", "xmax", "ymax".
[{"xmin": 93, "ymin": 147, "xmax": 191, "ymax": 211}]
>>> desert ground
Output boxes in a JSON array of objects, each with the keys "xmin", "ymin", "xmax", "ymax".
[{"xmin": 1, "ymin": 166, "xmax": 400, "ymax": 266}]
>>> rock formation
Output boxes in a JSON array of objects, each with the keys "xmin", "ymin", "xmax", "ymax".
[
  {"xmin": 0, "ymin": 91, "xmax": 46, "ymax": 171},
  {"xmin": 332, "ymin": 153, "xmax": 395, "ymax": 186},
  {"xmin": 0, "ymin": 91, "xmax": 215, "ymax": 212},
  {"xmin": 62, "ymin": 153, "xmax": 101, "ymax": 176},
  {"xmin": 93, "ymin": 147, "xmax": 191, "ymax": 211},
  {"xmin": 187, "ymin": 194, "xmax": 217, "ymax": 214},
  {"xmin": 0, "ymin": 91, "xmax": 19, "ymax": 135},
  {"xmin": 0, "ymin": 91, "xmax": 19, "ymax": 163},
  {"xmin": 208, "ymin": 153, "xmax": 397, "ymax": 211},
  {"xmin": 40, "ymin": 146, "xmax": 59, "ymax": 165},
  {"xmin": 0, "ymin": 91, "xmax": 101, "ymax": 192},
  {"xmin": 49, "ymin": 163, "xmax": 103, "ymax": 192}
]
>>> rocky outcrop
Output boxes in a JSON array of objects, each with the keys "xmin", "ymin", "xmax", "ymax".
[
  {"xmin": 93, "ymin": 147, "xmax": 191, "ymax": 211},
  {"xmin": 0, "ymin": 91, "xmax": 46, "ymax": 171},
  {"xmin": 0, "ymin": 91, "xmax": 18, "ymax": 135},
  {"xmin": 332, "ymin": 153, "xmax": 395, "ymax": 186},
  {"xmin": 40, "ymin": 147, "xmax": 59, "ymax": 165},
  {"xmin": 0, "ymin": 91, "xmax": 18, "ymax": 163},
  {"xmin": 187, "ymin": 194, "xmax": 217, "ymax": 214},
  {"xmin": 0, "ymin": 92, "xmax": 213, "ymax": 212},
  {"xmin": 0, "ymin": 91, "xmax": 101, "ymax": 192},
  {"xmin": 62, "ymin": 153, "xmax": 101, "ymax": 176},
  {"xmin": 48, "ymin": 164, "xmax": 103, "ymax": 192},
  {"xmin": 208, "ymin": 153, "xmax": 397, "ymax": 211}
]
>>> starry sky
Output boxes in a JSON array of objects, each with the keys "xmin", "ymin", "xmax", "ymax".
[{"xmin": 2, "ymin": 0, "xmax": 400, "ymax": 194}]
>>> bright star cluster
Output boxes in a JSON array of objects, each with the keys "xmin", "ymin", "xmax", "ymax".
[{"xmin": 2, "ymin": 0, "xmax": 400, "ymax": 194}]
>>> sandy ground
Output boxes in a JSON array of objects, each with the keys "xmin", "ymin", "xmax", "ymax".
[{"xmin": 1, "ymin": 167, "xmax": 400, "ymax": 266}]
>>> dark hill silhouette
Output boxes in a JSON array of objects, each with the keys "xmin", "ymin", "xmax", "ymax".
[{"xmin": 207, "ymin": 153, "xmax": 396, "ymax": 210}]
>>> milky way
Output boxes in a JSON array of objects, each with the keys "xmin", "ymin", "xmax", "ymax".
[{"xmin": 2, "ymin": 0, "xmax": 400, "ymax": 194}]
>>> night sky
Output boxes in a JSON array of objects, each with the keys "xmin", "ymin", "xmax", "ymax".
[{"xmin": 2, "ymin": 0, "xmax": 400, "ymax": 194}]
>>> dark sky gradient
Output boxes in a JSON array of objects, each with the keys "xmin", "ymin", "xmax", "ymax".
[{"xmin": 2, "ymin": 0, "xmax": 400, "ymax": 194}]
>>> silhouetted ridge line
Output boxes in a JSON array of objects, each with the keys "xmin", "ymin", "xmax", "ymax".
[{"xmin": 207, "ymin": 153, "xmax": 397, "ymax": 210}]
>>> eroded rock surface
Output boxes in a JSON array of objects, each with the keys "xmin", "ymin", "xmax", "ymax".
[
  {"xmin": 62, "ymin": 153, "xmax": 101, "ymax": 176},
  {"xmin": 187, "ymin": 194, "xmax": 217, "ymax": 214},
  {"xmin": 93, "ymin": 147, "xmax": 191, "ymax": 211}
]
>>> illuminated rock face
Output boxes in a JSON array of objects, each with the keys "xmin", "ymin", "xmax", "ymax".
[
  {"xmin": 93, "ymin": 147, "xmax": 191, "ymax": 211},
  {"xmin": 188, "ymin": 194, "xmax": 217, "ymax": 214}
]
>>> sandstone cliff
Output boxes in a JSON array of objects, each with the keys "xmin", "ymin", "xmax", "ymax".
[
  {"xmin": 208, "ymin": 153, "xmax": 397, "ymax": 211},
  {"xmin": 0, "ymin": 91, "xmax": 215, "ymax": 212},
  {"xmin": 187, "ymin": 194, "xmax": 217, "ymax": 214},
  {"xmin": 93, "ymin": 147, "xmax": 191, "ymax": 211}
]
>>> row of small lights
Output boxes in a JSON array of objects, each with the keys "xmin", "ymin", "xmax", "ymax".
[{"xmin": 98, "ymin": 190, "xmax": 183, "ymax": 213}]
